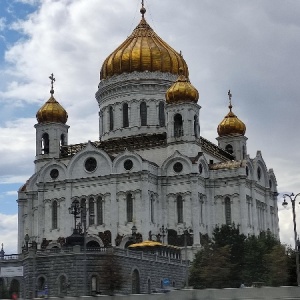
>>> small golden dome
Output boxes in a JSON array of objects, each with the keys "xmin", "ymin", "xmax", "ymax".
[
  {"xmin": 37, "ymin": 74, "xmax": 68, "ymax": 124},
  {"xmin": 166, "ymin": 69, "xmax": 199, "ymax": 104},
  {"xmin": 36, "ymin": 95, "xmax": 68, "ymax": 124},
  {"xmin": 100, "ymin": 11, "xmax": 188, "ymax": 79},
  {"xmin": 217, "ymin": 104, "xmax": 246, "ymax": 137}
]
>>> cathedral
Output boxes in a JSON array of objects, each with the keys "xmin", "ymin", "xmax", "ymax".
[{"xmin": 17, "ymin": 3, "xmax": 279, "ymax": 255}]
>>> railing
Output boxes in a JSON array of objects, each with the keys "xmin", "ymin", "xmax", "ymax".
[{"xmin": 0, "ymin": 254, "xmax": 21, "ymax": 260}]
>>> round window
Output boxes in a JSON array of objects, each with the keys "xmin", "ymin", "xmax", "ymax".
[
  {"xmin": 173, "ymin": 162, "xmax": 183, "ymax": 173},
  {"xmin": 124, "ymin": 159, "xmax": 133, "ymax": 170},
  {"xmin": 85, "ymin": 157, "xmax": 97, "ymax": 172},
  {"xmin": 50, "ymin": 169, "xmax": 59, "ymax": 179}
]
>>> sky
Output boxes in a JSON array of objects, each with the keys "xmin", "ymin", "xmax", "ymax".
[{"xmin": 0, "ymin": 0, "xmax": 300, "ymax": 254}]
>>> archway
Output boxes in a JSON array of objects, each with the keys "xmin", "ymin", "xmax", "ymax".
[{"xmin": 132, "ymin": 269, "xmax": 140, "ymax": 294}]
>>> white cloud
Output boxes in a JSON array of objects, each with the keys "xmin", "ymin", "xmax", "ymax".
[{"xmin": 0, "ymin": 18, "xmax": 6, "ymax": 31}]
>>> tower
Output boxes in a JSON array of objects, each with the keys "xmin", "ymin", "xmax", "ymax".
[
  {"xmin": 35, "ymin": 74, "xmax": 69, "ymax": 171},
  {"xmin": 165, "ymin": 69, "xmax": 200, "ymax": 148},
  {"xmin": 217, "ymin": 90, "xmax": 247, "ymax": 160}
]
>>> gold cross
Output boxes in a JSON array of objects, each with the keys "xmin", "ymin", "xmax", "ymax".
[{"xmin": 49, "ymin": 73, "xmax": 55, "ymax": 95}]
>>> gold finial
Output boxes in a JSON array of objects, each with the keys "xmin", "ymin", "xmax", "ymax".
[
  {"xmin": 228, "ymin": 89, "xmax": 232, "ymax": 111},
  {"xmin": 140, "ymin": 0, "xmax": 146, "ymax": 18},
  {"xmin": 49, "ymin": 73, "xmax": 56, "ymax": 96}
]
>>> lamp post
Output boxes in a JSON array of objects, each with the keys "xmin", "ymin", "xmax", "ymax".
[
  {"xmin": 282, "ymin": 193, "xmax": 300, "ymax": 286},
  {"xmin": 68, "ymin": 200, "xmax": 82, "ymax": 234},
  {"xmin": 178, "ymin": 227, "xmax": 193, "ymax": 288},
  {"xmin": 159, "ymin": 225, "xmax": 168, "ymax": 244}
]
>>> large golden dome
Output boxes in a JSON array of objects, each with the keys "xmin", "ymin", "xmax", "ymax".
[
  {"xmin": 166, "ymin": 69, "xmax": 199, "ymax": 104},
  {"xmin": 100, "ymin": 7, "xmax": 188, "ymax": 80},
  {"xmin": 217, "ymin": 104, "xmax": 246, "ymax": 137},
  {"xmin": 36, "ymin": 95, "xmax": 68, "ymax": 124}
]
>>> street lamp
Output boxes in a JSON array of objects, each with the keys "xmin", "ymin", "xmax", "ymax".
[
  {"xmin": 159, "ymin": 225, "xmax": 168, "ymax": 244},
  {"xmin": 68, "ymin": 200, "xmax": 82, "ymax": 234},
  {"xmin": 282, "ymin": 193, "xmax": 300, "ymax": 286}
]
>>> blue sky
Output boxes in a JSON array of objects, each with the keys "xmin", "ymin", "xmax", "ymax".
[{"xmin": 1, "ymin": 0, "xmax": 300, "ymax": 253}]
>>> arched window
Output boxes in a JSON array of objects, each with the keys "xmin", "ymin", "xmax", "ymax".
[
  {"xmin": 97, "ymin": 196, "xmax": 103, "ymax": 225},
  {"xmin": 41, "ymin": 133, "xmax": 49, "ymax": 154},
  {"xmin": 91, "ymin": 275, "xmax": 98, "ymax": 294},
  {"xmin": 174, "ymin": 114, "xmax": 183, "ymax": 137},
  {"xmin": 257, "ymin": 167, "xmax": 261, "ymax": 181},
  {"xmin": 177, "ymin": 195, "xmax": 183, "ymax": 224},
  {"xmin": 194, "ymin": 115, "xmax": 200, "ymax": 137},
  {"xmin": 159, "ymin": 101, "xmax": 165, "ymax": 127},
  {"xmin": 140, "ymin": 102, "xmax": 147, "ymax": 126},
  {"xmin": 132, "ymin": 269, "xmax": 140, "ymax": 294},
  {"xmin": 60, "ymin": 134, "xmax": 65, "ymax": 147},
  {"xmin": 225, "ymin": 144, "xmax": 233, "ymax": 154},
  {"xmin": 52, "ymin": 200, "xmax": 58, "ymax": 229},
  {"xmin": 127, "ymin": 193, "xmax": 133, "ymax": 222},
  {"xmin": 225, "ymin": 197, "xmax": 231, "ymax": 225},
  {"xmin": 81, "ymin": 198, "xmax": 87, "ymax": 226},
  {"xmin": 150, "ymin": 195, "xmax": 154, "ymax": 223},
  {"xmin": 242, "ymin": 145, "xmax": 246, "ymax": 159},
  {"xmin": 89, "ymin": 198, "xmax": 95, "ymax": 225},
  {"xmin": 123, "ymin": 103, "xmax": 129, "ymax": 127},
  {"xmin": 109, "ymin": 106, "xmax": 114, "ymax": 131}
]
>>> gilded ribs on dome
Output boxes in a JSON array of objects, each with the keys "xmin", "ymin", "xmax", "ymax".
[
  {"xmin": 100, "ymin": 17, "xmax": 189, "ymax": 79},
  {"xmin": 36, "ymin": 96, "xmax": 68, "ymax": 124},
  {"xmin": 166, "ymin": 72, "xmax": 199, "ymax": 104},
  {"xmin": 217, "ymin": 109, "xmax": 246, "ymax": 137}
]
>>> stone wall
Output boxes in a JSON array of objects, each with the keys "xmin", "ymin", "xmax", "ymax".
[{"xmin": 1, "ymin": 248, "xmax": 186, "ymax": 298}]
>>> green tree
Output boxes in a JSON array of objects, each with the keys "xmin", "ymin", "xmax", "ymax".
[
  {"xmin": 189, "ymin": 244, "xmax": 232, "ymax": 289},
  {"xmin": 265, "ymin": 244, "xmax": 288, "ymax": 286},
  {"xmin": 212, "ymin": 224, "xmax": 246, "ymax": 287}
]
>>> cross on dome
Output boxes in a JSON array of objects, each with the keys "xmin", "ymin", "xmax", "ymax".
[
  {"xmin": 49, "ymin": 73, "xmax": 55, "ymax": 95},
  {"xmin": 228, "ymin": 89, "xmax": 232, "ymax": 110},
  {"xmin": 140, "ymin": 0, "xmax": 146, "ymax": 18}
]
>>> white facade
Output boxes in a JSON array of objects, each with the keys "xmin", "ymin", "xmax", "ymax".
[{"xmin": 17, "ymin": 14, "xmax": 279, "ymax": 255}]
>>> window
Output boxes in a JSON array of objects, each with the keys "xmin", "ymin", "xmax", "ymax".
[
  {"xmin": 225, "ymin": 144, "xmax": 233, "ymax": 154},
  {"xmin": 200, "ymin": 200, "xmax": 204, "ymax": 224},
  {"xmin": 97, "ymin": 196, "xmax": 103, "ymax": 225},
  {"xmin": 194, "ymin": 115, "xmax": 199, "ymax": 137},
  {"xmin": 41, "ymin": 133, "xmax": 49, "ymax": 154},
  {"xmin": 60, "ymin": 134, "xmax": 65, "ymax": 147},
  {"xmin": 52, "ymin": 200, "xmax": 58, "ymax": 229},
  {"xmin": 81, "ymin": 198, "xmax": 87, "ymax": 226},
  {"xmin": 89, "ymin": 198, "xmax": 95, "ymax": 225},
  {"xmin": 91, "ymin": 276, "xmax": 98, "ymax": 294},
  {"xmin": 159, "ymin": 101, "xmax": 165, "ymax": 127},
  {"xmin": 127, "ymin": 193, "xmax": 133, "ymax": 222},
  {"xmin": 123, "ymin": 103, "xmax": 129, "ymax": 127},
  {"xmin": 177, "ymin": 195, "xmax": 183, "ymax": 223},
  {"xmin": 225, "ymin": 197, "xmax": 231, "ymax": 225},
  {"xmin": 150, "ymin": 195, "xmax": 154, "ymax": 223},
  {"xmin": 257, "ymin": 167, "xmax": 261, "ymax": 180},
  {"xmin": 140, "ymin": 102, "xmax": 147, "ymax": 126},
  {"xmin": 174, "ymin": 114, "xmax": 183, "ymax": 137},
  {"xmin": 109, "ymin": 106, "xmax": 114, "ymax": 131},
  {"xmin": 242, "ymin": 145, "xmax": 246, "ymax": 159}
]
